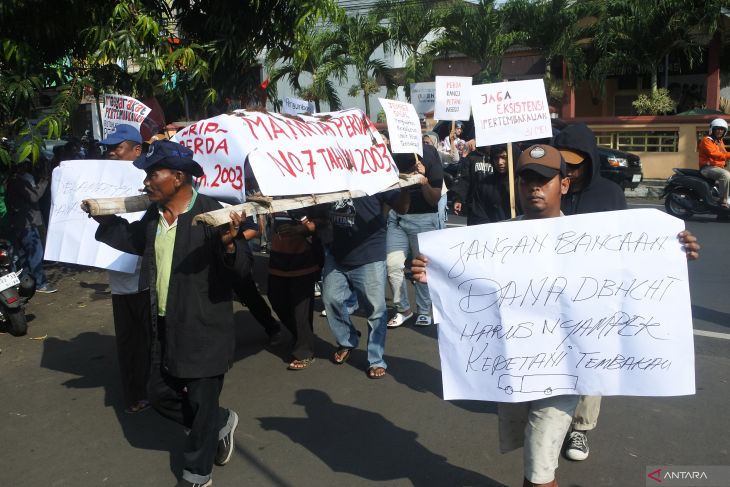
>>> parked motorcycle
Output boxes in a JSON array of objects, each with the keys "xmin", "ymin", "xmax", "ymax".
[
  {"xmin": 663, "ymin": 168, "xmax": 730, "ymax": 220},
  {"xmin": 0, "ymin": 239, "xmax": 36, "ymax": 336}
]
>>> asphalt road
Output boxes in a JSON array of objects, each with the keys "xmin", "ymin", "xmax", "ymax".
[{"xmin": 0, "ymin": 200, "xmax": 728, "ymax": 487}]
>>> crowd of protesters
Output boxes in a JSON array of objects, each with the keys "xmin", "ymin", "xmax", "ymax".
[{"xmin": 0, "ymin": 116, "xmax": 704, "ymax": 487}]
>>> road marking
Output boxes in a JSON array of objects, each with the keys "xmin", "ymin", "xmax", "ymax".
[
  {"xmin": 694, "ymin": 329, "xmax": 730, "ymax": 340},
  {"xmin": 629, "ymin": 202, "xmax": 664, "ymax": 208}
]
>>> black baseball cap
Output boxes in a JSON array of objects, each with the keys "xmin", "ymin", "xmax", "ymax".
[
  {"xmin": 133, "ymin": 140, "xmax": 204, "ymax": 177},
  {"xmin": 516, "ymin": 144, "xmax": 566, "ymax": 178}
]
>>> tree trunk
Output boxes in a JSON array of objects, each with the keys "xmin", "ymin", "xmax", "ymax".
[
  {"xmin": 650, "ymin": 68, "xmax": 658, "ymax": 93},
  {"xmin": 544, "ymin": 56, "xmax": 552, "ymax": 83},
  {"xmin": 364, "ymin": 92, "xmax": 371, "ymax": 118},
  {"xmin": 315, "ymin": 99, "xmax": 321, "ymax": 112}
]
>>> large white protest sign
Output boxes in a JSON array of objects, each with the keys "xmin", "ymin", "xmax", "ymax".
[
  {"xmin": 418, "ymin": 209, "xmax": 694, "ymax": 402},
  {"xmin": 435, "ymin": 76, "xmax": 472, "ymax": 121},
  {"xmin": 410, "ymin": 82, "xmax": 435, "ymax": 116},
  {"xmin": 470, "ymin": 79, "xmax": 551, "ymax": 147},
  {"xmin": 378, "ymin": 98, "xmax": 423, "ymax": 156},
  {"xmin": 102, "ymin": 94, "xmax": 151, "ymax": 138},
  {"xmin": 172, "ymin": 115, "xmax": 247, "ymax": 203},
  {"xmin": 233, "ymin": 108, "xmax": 398, "ymax": 196},
  {"xmin": 45, "ymin": 160, "xmax": 146, "ymax": 273},
  {"xmin": 282, "ymin": 96, "xmax": 316, "ymax": 115}
]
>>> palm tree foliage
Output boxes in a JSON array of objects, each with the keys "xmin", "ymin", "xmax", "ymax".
[
  {"xmin": 329, "ymin": 13, "xmax": 397, "ymax": 118},
  {"xmin": 373, "ymin": 0, "xmax": 442, "ymax": 100},
  {"xmin": 266, "ymin": 29, "xmax": 347, "ymax": 112}
]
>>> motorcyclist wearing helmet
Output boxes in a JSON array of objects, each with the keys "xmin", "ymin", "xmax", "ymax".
[{"xmin": 698, "ymin": 118, "xmax": 730, "ymax": 208}]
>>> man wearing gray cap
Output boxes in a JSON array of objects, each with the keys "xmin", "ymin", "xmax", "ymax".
[{"xmin": 85, "ymin": 140, "xmax": 250, "ymax": 487}]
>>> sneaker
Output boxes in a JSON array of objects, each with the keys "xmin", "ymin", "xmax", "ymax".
[
  {"xmin": 414, "ymin": 314, "xmax": 432, "ymax": 327},
  {"xmin": 259, "ymin": 245, "xmax": 268, "ymax": 254},
  {"xmin": 174, "ymin": 479, "xmax": 212, "ymax": 487},
  {"xmin": 314, "ymin": 282, "xmax": 322, "ymax": 297},
  {"xmin": 387, "ymin": 311, "xmax": 413, "ymax": 328},
  {"xmin": 214, "ymin": 410, "xmax": 238, "ymax": 466},
  {"xmin": 565, "ymin": 430, "xmax": 589, "ymax": 461},
  {"xmin": 36, "ymin": 284, "xmax": 58, "ymax": 294},
  {"xmin": 320, "ymin": 309, "xmax": 327, "ymax": 317}
]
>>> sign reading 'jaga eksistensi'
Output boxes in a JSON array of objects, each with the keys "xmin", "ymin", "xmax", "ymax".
[{"xmin": 418, "ymin": 209, "xmax": 695, "ymax": 402}]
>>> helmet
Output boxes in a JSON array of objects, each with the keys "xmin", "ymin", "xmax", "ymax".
[{"xmin": 709, "ymin": 118, "xmax": 728, "ymax": 134}]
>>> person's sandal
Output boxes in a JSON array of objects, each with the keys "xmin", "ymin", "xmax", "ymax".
[
  {"xmin": 332, "ymin": 347, "xmax": 352, "ymax": 364},
  {"xmin": 287, "ymin": 357, "xmax": 315, "ymax": 370},
  {"xmin": 124, "ymin": 399, "xmax": 150, "ymax": 414},
  {"xmin": 367, "ymin": 366, "xmax": 386, "ymax": 379},
  {"xmin": 387, "ymin": 311, "xmax": 413, "ymax": 328}
]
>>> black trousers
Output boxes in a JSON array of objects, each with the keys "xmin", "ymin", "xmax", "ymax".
[
  {"xmin": 148, "ymin": 317, "xmax": 228, "ymax": 479},
  {"xmin": 111, "ymin": 291, "xmax": 151, "ymax": 407},
  {"xmin": 267, "ymin": 272, "xmax": 317, "ymax": 360},
  {"xmin": 233, "ymin": 273, "xmax": 280, "ymax": 335}
]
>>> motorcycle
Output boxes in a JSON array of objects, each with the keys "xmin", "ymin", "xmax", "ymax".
[
  {"xmin": 662, "ymin": 168, "xmax": 730, "ymax": 220},
  {"xmin": 0, "ymin": 239, "xmax": 36, "ymax": 336}
]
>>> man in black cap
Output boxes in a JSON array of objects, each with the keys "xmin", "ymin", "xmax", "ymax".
[{"xmin": 84, "ymin": 140, "xmax": 250, "ymax": 487}]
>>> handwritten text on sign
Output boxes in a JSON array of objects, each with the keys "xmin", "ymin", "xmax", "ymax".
[
  {"xmin": 435, "ymin": 76, "xmax": 472, "ymax": 121},
  {"xmin": 234, "ymin": 108, "xmax": 398, "ymax": 196},
  {"xmin": 103, "ymin": 94, "xmax": 151, "ymax": 138},
  {"xmin": 378, "ymin": 98, "xmax": 423, "ymax": 156},
  {"xmin": 418, "ymin": 209, "xmax": 694, "ymax": 402},
  {"xmin": 45, "ymin": 160, "xmax": 146, "ymax": 273},
  {"xmin": 470, "ymin": 79, "xmax": 551, "ymax": 147},
  {"xmin": 173, "ymin": 115, "xmax": 247, "ymax": 203}
]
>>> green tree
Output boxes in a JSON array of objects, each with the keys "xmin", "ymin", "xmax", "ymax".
[
  {"xmin": 332, "ymin": 13, "xmax": 396, "ymax": 118},
  {"xmin": 374, "ymin": 0, "xmax": 441, "ymax": 100},
  {"xmin": 431, "ymin": 0, "xmax": 524, "ymax": 83},
  {"xmin": 591, "ymin": 0, "xmax": 704, "ymax": 94},
  {"xmin": 266, "ymin": 29, "xmax": 347, "ymax": 112}
]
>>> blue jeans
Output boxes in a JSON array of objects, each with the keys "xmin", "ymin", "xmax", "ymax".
[
  {"xmin": 437, "ymin": 193, "xmax": 448, "ymax": 229},
  {"xmin": 16, "ymin": 225, "xmax": 48, "ymax": 288},
  {"xmin": 386, "ymin": 211, "xmax": 439, "ymax": 316},
  {"xmin": 322, "ymin": 254, "xmax": 388, "ymax": 369}
]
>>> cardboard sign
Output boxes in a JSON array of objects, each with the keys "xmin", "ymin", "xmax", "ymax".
[
  {"xmin": 418, "ymin": 209, "xmax": 695, "ymax": 402},
  {"xmin": 434, "ymin": 76, "xmax": 472, "ymax": 121},
  {"xmin": 470, "ymin": 79, "xmax": 552, "ymax": 147},
  {"xmin": 236, "ymin": 108, "xmax": 399, "ymax": 196},
  {"xmin": 172, "ymin": 115, "xmax": 248, "ymax": 204},
  {"xmin": 410, "ymin": 82, "xmax": 435, "ymax": 116},
  {"xmin": 45, "ymin": 160, "xmax": 146, "ymax": 273},
  {"xmin": 282, "ymin": 96, "xmax": 316, "ymax": 115},
  {"xmin": 102, "ymin": 94, "xmax": 151, "ymax": 138},
  {"xmin": 378, "ymin": 98, "xmax": 423, "ymax": 156}
]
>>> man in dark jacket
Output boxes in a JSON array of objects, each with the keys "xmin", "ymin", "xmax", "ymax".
[
  {"xmin": 86, "ymin": 140, "xmax": 250, "ymax": 487},
  {"xmin": 5, "ymin": 161, "xmax": 56, "ymax": 292},
  {"xmin": 452, "ymin": 144, "xmax": 511, "ymax": 225},
  {"xmin": 551, "ymin": 123, "xmax": 627, "ymax": 463}
]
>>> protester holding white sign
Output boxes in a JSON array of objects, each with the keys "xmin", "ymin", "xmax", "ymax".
[
  {"xmin": 173, "ymin": 114, "xmax": 248, "ymax": 204},
  {"xmin": 378, "ymin": 98, "xmax": 423, "ymax": 156},
  {"xmin": 282, "ymin": 96, "xmax": 316, "ymax": 115},
  {"xmin": 411, "ymin": 145, "xmax": 700, "ymax": 487},
  {"xmin": 235, "ymin": 108, "xmax": 398, "ymax": 197},
  {"xmin": 470, "ymin": 79, "xmax": 552, "ymax": 147},
  {"xmin": 103, "ymin": 94, "xmax": 151, "ymax": 139},
  {"xmin": 409, "ymin": 82, "xmax": 435, "ymax": 116},
  {"xmin": 434, "ymin": 76, "xmax": 472, "ymax": 121},
  {"xmin": 45, "ymin": 159, "xmax": 146, "ymax": 272}
]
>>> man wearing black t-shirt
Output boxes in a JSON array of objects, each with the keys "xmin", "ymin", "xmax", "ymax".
[
  {"xmin": 322, "ymin": 188, "xmax": 409, "ymax": 379},
  {"xmin": 385, "ymin": 144, "xmax": 443, "ymax": 328}
]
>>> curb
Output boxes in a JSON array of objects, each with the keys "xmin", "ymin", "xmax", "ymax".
[{"xmin": 625, "ymin": 179, "xmax": 665, "ymax": 199}]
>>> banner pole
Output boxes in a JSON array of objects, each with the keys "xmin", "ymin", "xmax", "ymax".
[{"xmin": 508, "ymin": 143, "xmax": 516, "ymax": 218}]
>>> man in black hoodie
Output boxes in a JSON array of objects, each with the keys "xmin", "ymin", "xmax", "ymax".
[{"xmin": 551, "ymin": 123, "xmax": 627, "ymax": 463}]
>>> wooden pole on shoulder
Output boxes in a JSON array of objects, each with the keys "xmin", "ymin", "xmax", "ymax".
[{"xmin": 507, "ymin": 143, "xmax": 516, "ymax": 218}]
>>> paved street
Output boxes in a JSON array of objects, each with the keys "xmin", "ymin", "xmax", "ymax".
[{"xmin": 1, "ymin": 198, "xmax": 728, "ymax": 487}]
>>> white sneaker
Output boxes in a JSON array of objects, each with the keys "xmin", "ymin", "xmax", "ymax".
[
  {"xmin": 387, "ymin": 311, "xmax": 413, "ymax": 328},
  {"xmin": 320, "ymin": 309, "xmax": 327, "ymax": 317},
  {"xmin": 314, "ymin": 282, "xmax": 322, "ymax": 297}
]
